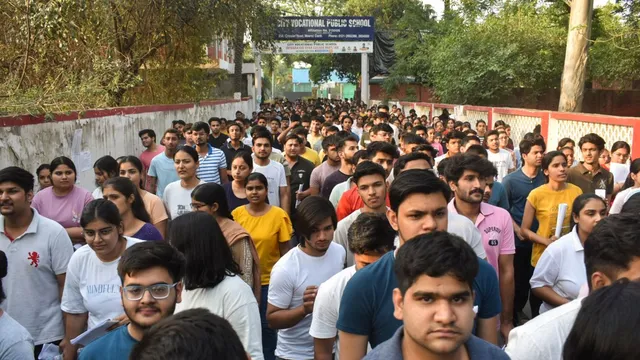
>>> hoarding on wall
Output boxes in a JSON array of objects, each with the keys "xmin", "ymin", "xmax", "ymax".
[
  {"xmin": 265, "ymin": 41, "xmax": 373, "ymax": 54},
  {"xmin": 276, "ymin": 17, "xmax": 375, "ymax": 41}
]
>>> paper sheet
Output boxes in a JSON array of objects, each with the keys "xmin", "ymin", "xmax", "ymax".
[
  {"xmin": 70, "ymin": 319, "xmax": 120, "ymax": 346},
  {"xmin": 295, "ymin": 184, "xmax": 304, "ymax": 208},
  {"xmin": 71, "ymin": 129, "xmax": 83, "ymax": 155},
  {"xmin": 609, "ymin": 162, "xmax": 630, "ymax": 184},
  {"xmin": 554, "ymin": 203, "xmax": 568, "ymax": 238}
]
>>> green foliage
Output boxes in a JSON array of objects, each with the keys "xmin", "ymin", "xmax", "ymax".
[
  {"xmin": 0, "ymin": 0, "xmax": 278, "ymax": 115},
  {"xmin": 589, "ymin": 3, "xmax": 640, "ymax": 86}
]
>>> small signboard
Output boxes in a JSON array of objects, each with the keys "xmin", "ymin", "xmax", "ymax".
[
  {"xmin": 265, "ymin": 41, "xmax": 373, "ymax": 54},
  {"xmin": 276, "ymin": 17, "xmax": 375, "ymax": 42}
]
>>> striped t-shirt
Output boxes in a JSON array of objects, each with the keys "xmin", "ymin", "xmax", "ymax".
[{"xmin": 196, "ymin": 144, "xmax": 227, "ymax": 184}]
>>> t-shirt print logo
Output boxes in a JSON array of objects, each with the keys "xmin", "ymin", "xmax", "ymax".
[
  {"xmin": 177, "ymin": 204, "xmax": 187, "ymax": 216},
  {"xmin": 28, "ymin": 251, "xmax": 40, "ymax": 267},
  {"xmin": 488, "ymin": 239, "xmax": 499, "ymax": 246}
]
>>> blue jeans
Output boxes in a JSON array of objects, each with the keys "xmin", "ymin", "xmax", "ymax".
[{"xmin": 261, "ymin": 285, "xmax": 277, "ymax": 360}]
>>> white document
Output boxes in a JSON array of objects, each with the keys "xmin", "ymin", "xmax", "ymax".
[
  {"xmin": 554, "ymin": 203, "xmax": 568, "ymax": 238},
  {"xmin": 609, "ymin": 162, "xmax": 630, "ymax": 184},
  {"xmin": 295, "ymin": 184, "xmax": 304, "ymax": 208},
  {"xmin": 70, "ymin": 318, "xmax": 120, "ymax": 346}
]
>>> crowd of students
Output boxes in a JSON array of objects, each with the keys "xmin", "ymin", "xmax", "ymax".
[{"xmin": 1, "ymin": 98, "xmax": 640, "ymax": 360}]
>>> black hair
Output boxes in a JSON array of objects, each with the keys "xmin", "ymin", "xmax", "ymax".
[
  {"xmin": 402, "ymin": 133, "xmax": 426, "ymax": 146},
  {"xmin": 226, "ymin": 122, "xmax": 242, "ymax": 132},
  {"xmin": 337, "ymin": 135, "xmax": 359, "ymax": 152},
  {"xmin": 584, "ymin": 214, "xmax": 640, "ymax": 291},
  {"xmin": 485, "ymin": 129, "xmax": 500, "ymax": 141},
  {"xmin": 395, "ymin": 231, "xmax": 478, "ymax": 295},
  {"xmin": 520, "ymin": 138, "xmax": 547, "ymax": 158},
  {"xmin": 80, "ymin": 198, "xmax": 123, "ymax": 228},
  {"xmin": 445, "ymin": 130, "xmax": 465, "ymax": 143},
  {"xmin": 563, "ymin": 280, "xmax": 640, "ymax": 360},
  {"xmin": 443, "ymin": 153, "xmax": 496, "ymax": 183},
  {"xmin": 103, "ymin": 177, "xmax": 151, "ymax": 223},
  {"xmin": 93, "ymin": 155, "xmax": 119, "ymax": 178},
  {"xmin": 118, "ymin": 156, "xmax": 145, "ymax": 188},
  {"xmin": 622, "ymin": 158, "xmax": 640, "ymax": 190},
  {"xmin": 192, "ymin": 121, "xmax": 210, "ymax": 134},
  {"xmin": 36, "ymin": 164, "xmax": 50, "ymax": 177},
  {"xmin": 0, "ymin": 166, "xmax": 34, "ymax": 193},
  {"xmin": 246, "ymin": 172, "xmax": 268, "ymax": 189},
  {"xmin": 353, "ymin": 161, "xmax": 387, "ymax": 185},
  {"xmin": 138, "ymin": 129, "xmax": 156, "ymax": 139},
  {"xmin": 620, "ymin": 192, "xmax": 640, "ymax": 214},
  {"xmin": 169, "ymin": 212, "xmax": 241, "ymax": 290},
  {"xmin": 175, "ymin": 145, "xmax": 199, "ymax": 162},
  {"xmin": 0, "ymin": 250, "xmax": 7, "ymax": 303},
  {"xmin": 542, "ymin": 150, "xmax": 567, "ymax": 173},
  {"xmin": 393, "ymin": 152, "xmax": 433, "ymax": 177},
  {"xmin": 353, "ymin": 150, "xmax": 369, "ymax": 164},
  {"xmin": 611, "ymin": 141, "xmax": 630, "ymax": 154},
  {"xmin": 172, "ymin": 120, "xmax": 186, "ymax": 126},
  {"xmin": 208, "ymin": 117, "xmax": 221, "ymax": 125},
  {"xmin": 50, "ymin": 156, "xmax": 77, "ymax": 176},
  {"xmin": 366, "ymin": 141, "xmax": 400, "ymax": 160},
  {"xmin": 476, "ymin": 120, "xmax": 486, "ymax": 126},
  {"xmin": 557, "ymin": 137, "xmax": 575, "ymax": 150},
  {"xmin": 294, "ymin": 196, "xmax": 337, "ymax": 245},
  {"xmin": 118, "ymin": 242, "xmax": 185, "ymax": 284},
  {"xmin": 162, "ymin": 128, "xmax": 179, "ymax": 139},
  {"xmin": 252, "ymin": 130, "xmax": 273, "ymax": 145},
  {"xmin": 251, "ymin": 125, "xmax": 269, "ymax": 136},
  {"xmin": 321, "ymin": 135, "xmax": 340, "ymax": 152},
  {"xmin": 389, "ymin": 169, "xmax": 451, "ymax": 212},
  {"xmin": 465, "ymin": 144, "xmax": 488, "ymax": 157},
  {"xmin": 284, "ymin": 133, "xmax": 302, "ymax": 145},
  {"xmin": 578, "ymin": 133, "xmax": 606, "ymax": 151},
  {"xmin": 413, "ymin": 125, "xmax": 427, "ymax": 133},
  {"xmin": 494, "ymin": 120, "xmax": 506, "ymax": 127},
  {"xmin": 412, "ymin": 144, "xmax": 437, "ymax": 159},
  {"xmin": 437, "ymin": 157, "xmax": 451, "ymax": 178},
  {"xmin": 270, "ymin": 118, "xmax": 281, "ymax": 126},
  {"xmin": 191, "ymin": 183, "xmax": 233, "ymax": 220},
  {"xmin": 371, "ymin": 123, "xmax": 393, "ymax": 135},
  {"xmin": 570, "ymin": 194, "xmax": 607, "ymax": 228},
  {"xmin": 231, "ymin": 151, "xmax": 253, "ymax": 169},
  {"xmin": 348, "ymin": 212, "xmax": 396, "ymax": 255},
  {"xmin": 461, "ymin": 135, "xmax": 481, "ymax": 147},
  {"xmin": 129, "ymin": 308, "xmax": 248, "ymax": 360}
]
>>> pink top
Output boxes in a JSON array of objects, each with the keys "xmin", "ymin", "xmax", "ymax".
[
  {"xmin": 32, "ymin": 186, "xmax": 94, "ymax": 229},
  {"xmin": 448, "ymin": 200, "xmax": 515, "ymax": 277},
  {"xmin": 431, "ymin": 142, "xmax": 444, "ymax": 156}
]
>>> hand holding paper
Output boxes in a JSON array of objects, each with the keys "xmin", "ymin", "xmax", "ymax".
[{"xmin": 554, "ymin": 203, "xmax": 568, "ymax": 238}]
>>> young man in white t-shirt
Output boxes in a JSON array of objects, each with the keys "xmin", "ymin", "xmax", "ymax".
[
  {"xmin": 267, "ymin": 196, "xmax": 345, "ymax": 360},
  {"xmin": 252, "ymin": 131, "xmax": 290, "ymax": 214},
  {"xmin": 310, "ymin": 212, "xmax": 395, "ymax": 360},
  {"xmin": 486, "ymin": 130, "xmax": 515, "ymax": 182},
  {"xmin": 0, "ymin": 167, "xmax": 74, "ymax": 357}
]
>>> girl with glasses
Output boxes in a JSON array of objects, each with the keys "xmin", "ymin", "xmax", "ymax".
[{"xmin": 60, "ymin": 199, "xmax": 144, "ymax": 359}]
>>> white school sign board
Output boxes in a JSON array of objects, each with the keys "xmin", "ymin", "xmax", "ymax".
[{"xmin": 265, "ymin": 41, "xmax": 374, "ymax": 54}]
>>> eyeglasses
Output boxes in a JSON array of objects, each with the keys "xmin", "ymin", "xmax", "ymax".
[
  {"xmin": 123, "ymin": 283, "xmax": 179, "ymax": 301},
  {"xmin": 83, "ymin": 226, "xmax": 115, "ymax": 240},
  {"xmin": 190, "ymin": 203, "xmax": 208, "ymax": 210}
]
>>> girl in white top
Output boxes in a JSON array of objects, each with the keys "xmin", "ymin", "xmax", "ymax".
[
  {"xmin": 610, "ymin": 158, "xmax": 640, "ymax": 214},
  {"xmin": 530, "ymin": 194, "xmax": 607, "ymax": 314},
  {"xmin": 60, "ymin": 199, "xmax": 143, "ymax": 358},
  {"xmin": 91, "ymin": 156, "xmax": 119, "ymax": 199},
  {"xmin": 163, "ymin": 146, "xmax": 205, "ymax": 220},
  {"xmin": 170, "ymin": 212, "xmax": 263, "ymax": 360}
]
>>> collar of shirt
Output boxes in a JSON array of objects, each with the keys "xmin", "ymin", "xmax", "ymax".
[
  {"xmin": 0, "ymin": 208, "xmax": 41, "ymax": 241},
  {"xmin": 448, "ymin": 199, "xmax": 494, "ymax": 225},
  {"xmin": 576, "ymin": 162, "xmax": 603, "ymax": 176},
  {"xmin": 570, "ymin": 226, "xmax": 583, "ymax": 252},
  {"xmin": 194, "ymin": 143, "xmax": 214, "ymax": 156}
]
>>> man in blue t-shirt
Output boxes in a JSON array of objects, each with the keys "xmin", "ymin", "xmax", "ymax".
[
  {"xmin": 78, "ymin": 242, "xmax": 185, "ymax": 360},
  {"xmin": 502, "ymin": 138, "xmax": 546, "ymax": 322},
  {"xmin": 337, "ymin": 170, "xmax": 502, "ymax": 360},
  {"xmin": 364, "ymin": 232, "xmax": 509, "ymax": 360}
]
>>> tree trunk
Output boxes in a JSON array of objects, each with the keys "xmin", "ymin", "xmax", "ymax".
[
  {"xmin": 232, "ymin": 23, "xmax": 246, "ymax": 96},
  {"xmin": 558, "ymin": 0, "xmax": 594, "ymax": 112}
]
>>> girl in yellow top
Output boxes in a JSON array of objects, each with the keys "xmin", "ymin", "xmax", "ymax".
[
  {"xmin": 232, "ymin": 172, "xmax": 292, "ymax": 359},
  {"xmin": 522, "ymin": 151, "xmax": 583, "ymax": 268}
]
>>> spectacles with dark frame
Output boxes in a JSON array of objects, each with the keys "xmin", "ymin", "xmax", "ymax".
[
  {"xmin": 122, "ymin": 283, "xmax": 180, "ymax": 301},
  {"xmin": 83, "ymin": 226, "xmax": 115, "ymax": 240},
  {"xmin": 190, "ymin": 203, "xmax": 209, "ymax": 210}
]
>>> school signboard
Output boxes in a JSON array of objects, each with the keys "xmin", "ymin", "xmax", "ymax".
[{"xmin": 275, "ymin": 17, "xmax": 375, "ymax": 42}]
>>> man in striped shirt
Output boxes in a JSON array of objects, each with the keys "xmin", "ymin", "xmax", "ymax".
[{"xmin": 192, "ymin": 121, "xmax": 229, "ymax": 184}]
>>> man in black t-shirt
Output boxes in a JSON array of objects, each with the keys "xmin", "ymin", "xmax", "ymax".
[{"xmin": 207, "ymin": 117, "xmax": 229, "ymax": 148}]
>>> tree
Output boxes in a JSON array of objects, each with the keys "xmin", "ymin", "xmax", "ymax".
[{"xmin": 558, "ymin": 0, "xmax": 594, "ymax": 112}]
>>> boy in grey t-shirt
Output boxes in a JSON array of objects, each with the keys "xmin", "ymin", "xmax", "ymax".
[{"xmin": 1, "ymin": 250, "xmax": 34, "ymax": 359}]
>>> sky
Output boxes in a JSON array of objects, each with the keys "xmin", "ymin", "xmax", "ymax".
[{"xmin": 420, "ymin": 0, "xmax": 612, "ymax": 19}]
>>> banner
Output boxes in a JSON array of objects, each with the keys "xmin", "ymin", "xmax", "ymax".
[
  {"xmin": 265, "ymin": 41, "xmax": 373, "ymax": 54},
  {"xmin": 276, "ymin": 17, "xmax": 375, "ymax": 41}
]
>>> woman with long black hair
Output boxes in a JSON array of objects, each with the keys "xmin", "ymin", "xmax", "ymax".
[{"xmin": 170, "ymin": 212, "xmax": 262, "ymax": 360}]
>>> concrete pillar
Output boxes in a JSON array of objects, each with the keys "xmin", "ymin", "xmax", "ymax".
[{"xmin": 361, "ymin": 53, "xmax": 369, "ymax": 105}]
